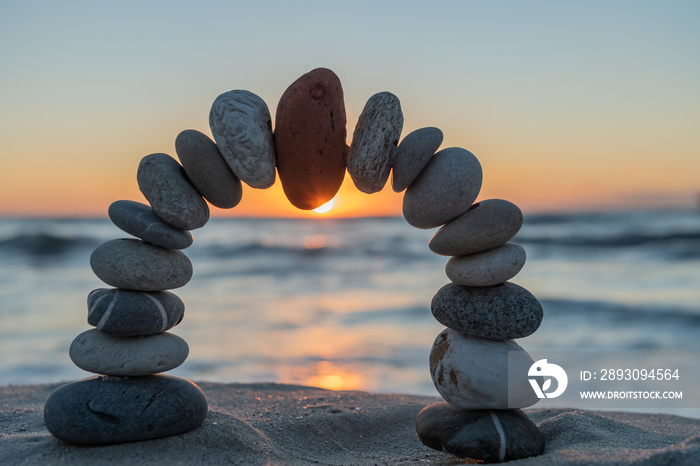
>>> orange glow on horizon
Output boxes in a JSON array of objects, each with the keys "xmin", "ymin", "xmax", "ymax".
[
  {"xmin": 214, "ymin": 171, "xmax": 404, "ymax": 219},
  {"xmin": 2, "ymin": 141, "xmax": 698, "ymax": 218}
]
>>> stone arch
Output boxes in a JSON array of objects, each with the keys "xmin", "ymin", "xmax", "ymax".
[{"xmin": 43, "ymin": 68, "xmax": 545, "ymax": 461}]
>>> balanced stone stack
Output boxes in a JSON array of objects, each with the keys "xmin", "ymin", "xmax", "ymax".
[
  {"xmin": 403, "ymin": 176, "xmax": 547, "ymax": 457},
  {"xmin": 43, "ymin": 128, "xmax": 251, "ymax": 443},
  {"xmin": 43, "ymin": 67, "xmax": 547, "ymax": 458}
]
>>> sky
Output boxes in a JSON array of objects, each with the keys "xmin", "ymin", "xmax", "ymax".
[{"xmin": 1, "ymin": 0, "xmax": 699, "ymax": 218}]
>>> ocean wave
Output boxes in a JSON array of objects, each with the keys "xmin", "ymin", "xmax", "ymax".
[
  {"xmin": 541, "ymin": 299, "xmax": 700, "ymax": 327},
  {"xmin": 194, "ymin": 243, "xmax": 334, "ymax": 258},
  {"xmin": 190, "ymin": 241, "xmax": 432, "ymax": 264},
  {"xmin": 0, "ymin": 233, "xmax": 97, "ymax": 257},
  {"xmin": 526, "ymin": 212, "xmax": 613, "ymax": 225},
  {"xmin": 1, "ymin": 215, "xmax": 698, "ymax": 264},
  {"xmin": 516, "ymin": 231, "xmax": 700, "ymax": 250}
]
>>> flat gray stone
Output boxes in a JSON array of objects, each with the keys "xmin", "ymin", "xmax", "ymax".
[
  {"xmin": 108, "ymin": 200, "xmax": 193, "ymax": 250},
  {"xmin": 445, "ymin": 243, "xmax": 526, "ymax": 287},
  {"xmin": 69, "ymin": 329, "xmax": 189, "ymax": 376},
  {"xmin": 430, "ymin": 199, "xmax": 523, "ymax": 256},
  {"xmin": 137, "ymin": 153, "xmax": 210, "ymax": 230},
  {"xmin": 90, "ymin": 239, "xmax": 192, "ymax": 291},
  {"xmin": 175, "ymin": 129, "xmax": 242, "ymax": 209},
  {"xmin": 209, "ymin": 90, "xmax": 276, "ymax": 189},
  {"xmin": 44, "ymin": 374, "xmax": 207, "ymax": 444},
  {"xmin": 416, "ymin": 402, "xmax": 545, "ymax": 462},
  {"xmin": 87, "ymin": 288, "xmax": 185, "ymax": 336},
  {"xmin": 391, "ymin": 127, "xmax": 443, "ymax": 192},
  {"xmin": 403, "ymin": 147, "xmax": 482, "ymax": 229},
  {"xmin": 430, "ymin": 328, "xmax": 538, "ymax": 409},
  {"xmin": 431, "ymin": 282, "xmax": 543, "ymax": 340},
  {"xmin": 347, "ymin": 92, "xmax": 403, "ymax": 193}
]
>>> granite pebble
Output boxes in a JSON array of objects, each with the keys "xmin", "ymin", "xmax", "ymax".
[
  {"xmin": 391, "ymin": 127, "xmax": 443, "ymax": 192},
  {"xmin": 108, "ymin": 200, "xmax": 193, "ymax": 250},
  {"xmin": 416, "ymin": 402, "xmax": 545, "ymax": 462},
  {"xmin": 137, "ymin": 153, "xmax": 210, "ymax": 230},
  {"xmin": 175, "ymin": 129, "xmax": 242, "ymax": 208},
  {"xmin": 90, "ymin": 239, "xmax": 193, "ymax": 291},
  {"xmin": 429, "ymin": 328, "xmax": 538, "ymax": 409},
  {"xmin": 430, "ymin": 199, "xmax": 523, "ymax": 256},
  {"xmin": 87, "ymin": 288, "xmax": 185, "ymax": 336},
  {"xmin": 69, "ymin": 329, "xmax": 189, "ymax": 376},
  {"xmin": 209, "ymin": 90, "xmax": 276, "ymax": 189},
  {"xmin": 347, "ymin": 92, "xmax": 403, "ymax": 194},
  {"xmin": 403, "ymin": 147, "xmax": 482, "ymax": 229},
  {"xmin": 274, "ymin": 68, "xmax": 347, "ymax": 210},
  {"xmin": 44, "ymin": 375, "xmax": 207, "ymax": 444},
  {"xmin": 445, "ymin": 243, "xmax": 526, "ymax": 287},
  {"xmin": 431, "ymin": 282, "xmax": 543, "ymax": 340}
]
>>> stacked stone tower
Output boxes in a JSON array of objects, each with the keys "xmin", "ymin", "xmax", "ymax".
[
  {"xmin": 405, "ymin": 185, "xmax": 546, "ymax": 460},
  {"xmin": 43, "ymin": 130, "xmax": 248, "ymax": 443}
]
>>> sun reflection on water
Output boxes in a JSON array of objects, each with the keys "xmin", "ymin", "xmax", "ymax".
[
  {"xmin": 282, "ymin": 361, "xmax": 366, "ymax": 391},
  {"xmin": 303, "ymin": 234, "xmax": 327, "ymax": 249}
]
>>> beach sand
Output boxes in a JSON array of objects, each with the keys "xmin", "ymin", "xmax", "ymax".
[{"xmin": 2, "ymin": 382, "xmax": 698, "ymax": 465}]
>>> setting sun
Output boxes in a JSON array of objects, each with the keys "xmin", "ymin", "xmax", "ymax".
[{"xmin": 313, "ymin": 197, "xmax": 335, "ymax": 214}]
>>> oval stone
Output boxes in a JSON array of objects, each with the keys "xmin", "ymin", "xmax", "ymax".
[
  {"xmin": 429, "ymin": 328, "xmax": 538, "ymax": 409},
  {"xmin": 391, "ymin": 127, "xmax": 443, "ymax": 192},
  {"xmin": 69, "ymin": 329, "xmax": 189, "ymax": 376},
  {"xmin": 430, "ymin": 199, "xmax": 523, "ymax": 256},
  {"xmin": 137, "ymin": 153, "xmax": 210, "ymax": 230},
  {"xmin": 347, "ymin": 92, "xmax": 403, "ymax": 194},
  {"xmin": 209, "ymin": 90, "xmax": 276, "ymax": 189},
  {"xmin": 416, "ymin": 402, "xmax": 545, "ymax": 462},
  {"xmin": 108, "ymin": 200, "xmax": 193, "ymax": 250},
  {"xmin": 87, "ymin": 288, "xmax": 185, "ymax": 336},
  {"xmin": 44, "ymin": 375, "xmax": 207, "ymax": 444},
  {"xmin": 403, "ymin": 147, "xmax": 482, "ymax": 229},
  {"xmin": 432, "ymin": 282, "xmax": 543, "ymax": 340},
  {"xmin": 445, "ymin": 243, "xmax": 527, "ymax": 287},
  {"xmin": 175, "ymin": 129, "xmax": 243, "ymax": 208},
  {"xmin": 274, "ymin": 68, "xmax": 347, "ymax": 210},
  {"xmin": 90, "ymin": 239, "xmax": 193, "ymax": 291}
]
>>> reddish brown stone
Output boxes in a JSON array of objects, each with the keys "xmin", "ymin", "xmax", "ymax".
[{"xmin": 274, "ymin": 68, "xmax": 347, "ymax": 210}]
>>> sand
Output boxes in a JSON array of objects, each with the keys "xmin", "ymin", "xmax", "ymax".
[{"xmin": 1, "ymin": 382, "xmax": 698, "ymax": 465}]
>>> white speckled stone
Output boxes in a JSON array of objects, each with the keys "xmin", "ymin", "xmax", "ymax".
[
  {"xmin": 137, "ymin": 153, "xmax": 210, "ymax": 230},
  {"xmin": 69, "ymin": 329, "xmax": 189, "ymax": 376},
  {"xmin": 392, "ymin": 127, "xmax": 443, "ymax": 192},
  {"xmin": 446, "ymin": 243, "xmax": 526, "ymax": 287},
  {"xmin": 108, "ymin": 200, "xmax": 193, "ymax": 250},
  {"xmin": 430, "ymin": 199, "xmax": 523, "ymax": 256},
  {"xmin": 431, "ymin": 282, "xmax": 543, "ymax": 340},
  {"xmin": 209, "ymin": 90, "xmax": 276, "ymax": 189},
  {"xmin": 175, "ymin": 129, "xmax": 242, "ymax": 209},
  {"xmin": 347, "ymin": 92, "xmax": 403, "ymax": 193},
  {"xmin": 90, "ymin": 239, "xmax": 192, "ymax": 291},
  {"xmin": 402, "ymin": 147, "xmax": 482, "ymax": 229},
  {"xmin": 429, "ymin": 328, "xmax": 538, "ymax": 409}
]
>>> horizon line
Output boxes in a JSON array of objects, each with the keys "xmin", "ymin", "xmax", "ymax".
[{"xmin": 0, "ymin": 205, "xmax": 697, "ymax": 221}]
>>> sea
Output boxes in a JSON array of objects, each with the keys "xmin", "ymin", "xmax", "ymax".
[{"xmin": 1, "ymin": 211, "xmax": 699, "ymax": 415}]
